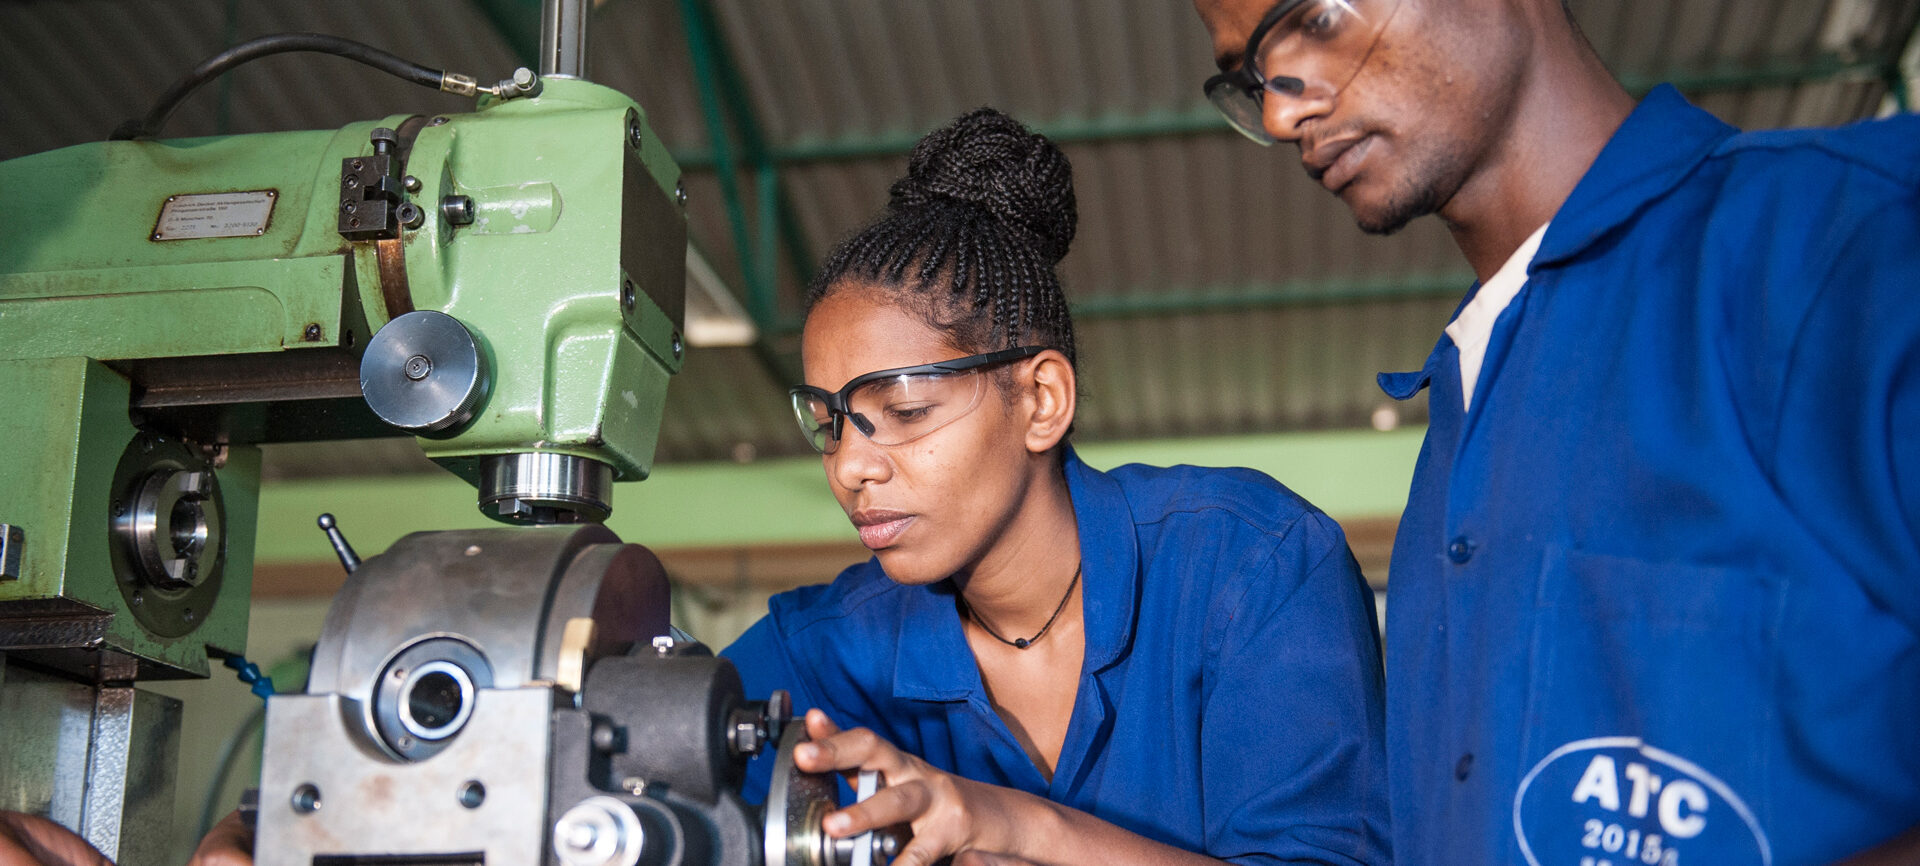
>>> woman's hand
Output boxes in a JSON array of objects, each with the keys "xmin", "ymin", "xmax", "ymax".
[
  {"xmin": 792, "ymin": 710, "xmax": 1031, "ymax": 866},
  {"xmin": 187, "ymin": 811, "xmax": 253, "ymax": 866},
  {"xmin": 951, "ymin": 855, "xmax": 1043, "ymax": 866},
  {"xmin": 0, "ymin": 813, "xmax": 111, "ymax": 866}
]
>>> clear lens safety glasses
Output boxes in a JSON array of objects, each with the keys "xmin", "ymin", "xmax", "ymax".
[
  {"xmin": 1203, "ymin": 0, "xmax": 1403, "ymax": 144},
  {"xmin": 788, "ymin": 347, "xmax": 1045, "ymax": 454}
]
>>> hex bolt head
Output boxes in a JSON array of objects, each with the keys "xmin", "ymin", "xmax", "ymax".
[
  {"xmin": 441, "ymin": 195, "xmax": 476, "ymax": 226},
  {"xmin": 304, "ymin": 323, "xmax": 323, "ymax": 341},
  {"xmin": 590, "ymin": 720, "xmax": 621, "ymax": 753}
]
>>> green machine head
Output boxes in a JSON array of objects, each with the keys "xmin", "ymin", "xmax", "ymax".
[
  {"xmin": 0, "ymin": 14, "xmax": 692, "ymax": 860},
  {"xmin": 0, "ymin": 42, "xmax": 686, "ymax": 680}
]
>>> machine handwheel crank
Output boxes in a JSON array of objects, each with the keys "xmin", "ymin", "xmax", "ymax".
[{"xmin": 762, "ymin": 724, "xmax": 907, "ymax": 866}]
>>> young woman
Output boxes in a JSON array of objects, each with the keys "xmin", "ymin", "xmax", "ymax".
[{"xmin": 721, "ymin": 109, "xmax": 1388, "ymax": 866}]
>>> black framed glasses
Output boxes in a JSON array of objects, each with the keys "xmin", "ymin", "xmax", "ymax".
[
  {"xmin": 1202, "ymin": 0, "xmax": 1402, "ymax": 144},
  {"xmin": 788, "ymin": 346, "xmax": 1047, "ymax": 454}
]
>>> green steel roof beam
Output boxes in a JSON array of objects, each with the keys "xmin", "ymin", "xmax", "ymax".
[
  {"xmin": 667, "ymin": 50, "xmax": 1904, "ymax": 170},
  {"xmin": 468, "ymin": 0, "xmax": 542, "ymax": 71},
  {"xmin": 680, "ymin": 0, "xmax": 803, "ymax": 383},
  {"xmin": 678, "ymin": 0, "xmax": 757, "ymax": 324},
  {"xmin": 1070, "ymin": 273, "xmax": 1476, "ymax": 320},
  {"xmin": 680, "ymin": 0, "xmax": 783, "ymax": 329},
  {"xmin": 217, "ymin": 0, "xmax": 239, "ymax": 134},
  {"xmin": 1890, "ymin": 17, "xmax": 1920, "ymax": 112},
  {"xmin": 683, "ymin": 0, "xmax": 816, "ymax": 336}
]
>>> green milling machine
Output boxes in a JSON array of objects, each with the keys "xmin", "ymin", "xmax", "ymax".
[{"xmin": 0, "ymin": 4, "xmax": 786, "ymax": 862}]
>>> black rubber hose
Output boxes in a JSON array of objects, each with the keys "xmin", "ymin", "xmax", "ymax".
[{"xmin": 111, "ymin": 33, "xmax": 447, "ymax": 141}]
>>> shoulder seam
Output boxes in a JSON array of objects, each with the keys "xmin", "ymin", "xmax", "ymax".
[
  {"xmin": 1712, "ymin": 127, "xmax": 1920, "ymax": 189},
  {"xmin": 1204, "ymin": 513, "xmax": 1347, "ymax": 660},
  {"xmin": 1135, "ymin": 498, "xmax": 1320, "ymax": 545},
  {"xmin": 774, "ymin": 574, "xmax": 905, "ymax": 637}
]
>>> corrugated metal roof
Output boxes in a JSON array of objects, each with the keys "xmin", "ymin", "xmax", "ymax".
[{"xmin": 2, "ymin": 0, "xmax": 1914, "ymax": 478}]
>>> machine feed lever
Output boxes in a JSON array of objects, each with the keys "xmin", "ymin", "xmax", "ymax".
[{"xmin": 317, "ymin": 513, "xmax": 360, "ymax": 574}]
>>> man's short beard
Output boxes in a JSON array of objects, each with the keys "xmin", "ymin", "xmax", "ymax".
[{"xmin": 1354, "ymin": 146, "xmax": 1468, "ymax": 236}]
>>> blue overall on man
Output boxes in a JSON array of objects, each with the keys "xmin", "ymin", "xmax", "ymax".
[{"xmin": 1191, "ymin": 1, "xmax": 1920, "ymax": 863}]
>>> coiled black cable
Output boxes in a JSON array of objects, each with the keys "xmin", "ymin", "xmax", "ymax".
[{"xmin": 111, "ymin": 33, "xmax": 447, "ymax": 141}]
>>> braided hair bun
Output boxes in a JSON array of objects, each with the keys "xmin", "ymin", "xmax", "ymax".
[
  {"xmin": 808, "ymin": 108, "xmax": 1080, "ymax": 370},
  {"xmin": 888, "ymin": 108, "xmax": 1077, "ymax": 266}
]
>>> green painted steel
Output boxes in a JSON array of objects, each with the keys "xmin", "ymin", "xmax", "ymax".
[
  {"xmin": 679, "ymin": 0, "xmax": 760, "ymax": 324},
  {"xmin": 391, "ymin": 79, "xmax": 687, "ymax": 484},
  {"xmin": 0, "ymin": 124, "xmax": 386, "ymax": 358},
  {"xmin": 0, "ymin": 358, "xmax": 256, "ymax": 677},
  {"xmin": 0, "ymin": 76, "xmax": 689, "ymax": 673},
  {"xmin": 0, "ymin": 78, "xmax": 688, "ymax": 485},
  {"xmin": 668, "ymin": 51, "xmax": 1904, "ymax": 171},
  {"xmin": 1891, "ymin": 19, "xmax": 1920, "ymax": 113},
  {"xmin": 678, "ymin": 0, "xmax": 815, "ymax": 351},
  {"xmin": 251, "ymin": 427, "xmax": 1425, "ymax": 565},
  {"xmin": 1071, "ymin": 272, "xmax": 1476, "ymax": 319},
  {"xmin": 469, "ymin": 0, "xmax": 543, "ymax": 70}
]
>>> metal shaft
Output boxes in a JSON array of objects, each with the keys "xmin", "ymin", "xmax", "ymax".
[{"xmin": 540, "ymin": 0, "xmax": 590, "ymax": 79}]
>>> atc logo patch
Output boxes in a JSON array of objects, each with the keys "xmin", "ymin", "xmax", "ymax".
[{"xmin": 1514, "ymin": 737, "xmax": 1770, "ymax": 866}]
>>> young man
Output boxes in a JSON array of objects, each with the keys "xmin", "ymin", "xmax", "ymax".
[{"xmin": 1192, "ymin": 0, "xmax": 1920, "ymax": 864}]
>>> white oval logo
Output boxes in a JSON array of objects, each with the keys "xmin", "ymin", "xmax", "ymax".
[{"xmin": 1514, "ymin": 737, "xmax": 1770, "ymax": 866}]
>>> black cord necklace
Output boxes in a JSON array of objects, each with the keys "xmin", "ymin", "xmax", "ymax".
[{"xmin": 961, "ymin": 562, "xmax": 1082, "ymax": 649}]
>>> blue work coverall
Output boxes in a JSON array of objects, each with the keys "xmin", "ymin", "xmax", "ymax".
[
  {"xmin": 1378, "ymin": 85, "xmax": 1920, "ymax": 865},
  {"xmin": 723, "ymin": 449, "xmax": 1389, "ymax": 864}
]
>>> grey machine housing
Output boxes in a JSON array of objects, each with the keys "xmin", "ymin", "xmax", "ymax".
[{"xmin": 255, "ymin": 524, "xmax": 779, "ymax": 866}]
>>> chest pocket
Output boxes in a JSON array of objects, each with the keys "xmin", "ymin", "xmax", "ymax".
[{"xmin": 1512, "ymin": 547, "xmax": 1781, "ymax": 866}]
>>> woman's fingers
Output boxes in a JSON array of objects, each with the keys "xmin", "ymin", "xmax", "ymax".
[
  {"xmin": 0, "ymin": 813, "xmax": 112, "ymax": 866},
  {"xmin": 783, "ymin": 716, "xmax": 983, "ymax": 864},
  {"xmin": 952, "ymin": 852, "xmax": 1041, "ymax": 866},
  {"xmin": 794, "ymin": 724, "xmax": 908, "ymax": 776},
  {"xmin": 188, "ymin": 811, "xmax": 254, "ymax": 866},
  {"xmin": 822, "ymin": 780, "xmax": 933, "ymax": 837},
  {"xmin": 803, "ymin": 707, "xmax": 842, "ymax": 739},
  {"xmin": 891, "ymin": 833, "xmax": 964, "ymax": 866}
]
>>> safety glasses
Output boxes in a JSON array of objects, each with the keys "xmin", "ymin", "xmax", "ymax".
[
  {"xmin": 1202, "ymin": 0, "xmax": 1402, "ymax": 144},
  {"xmin": 788, "ymin": 346, "xmax": 1046, "ymax": 454}
]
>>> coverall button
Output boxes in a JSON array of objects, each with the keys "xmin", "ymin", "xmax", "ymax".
[
  {"xmin": 1447, "ymin": 536, "xmax": 1474, "ymax": 564},
  {"xmin": 1455, "ymin": 752, "xmax": 1474, "ymax": 781}
]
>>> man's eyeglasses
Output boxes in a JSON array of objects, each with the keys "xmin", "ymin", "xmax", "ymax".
[
  {"xmin": 1202, "ymin": 0, "xmax": 1402, "ymax": 145},
  {"xmin": 788, "ymin": 347, "xmax": 1047, "ymax": 454}
]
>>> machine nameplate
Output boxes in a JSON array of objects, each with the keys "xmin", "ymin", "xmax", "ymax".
[{"xmin": 151, "ymin": 191, "xmax": 277, "ymax": 240}]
